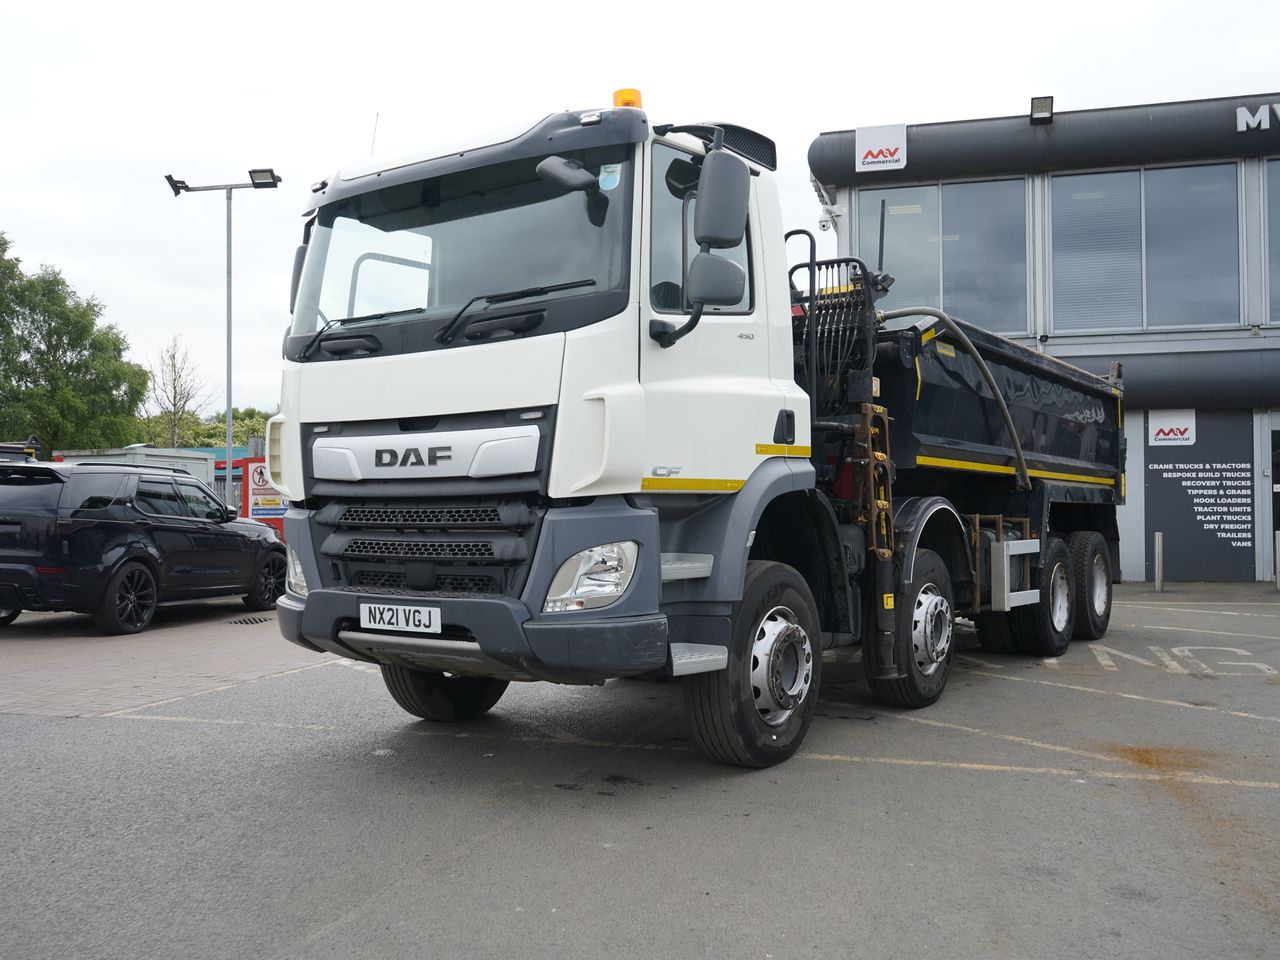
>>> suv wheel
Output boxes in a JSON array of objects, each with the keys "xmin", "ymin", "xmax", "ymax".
[
  {"xmin": 95, "ymin": 562, "xmax": 158, "ymax": 634},
  {"xmin": 0, "ymin": 608, "xmax": 19, "ymax": 627},
  {"xmin": 243, "ymin": 552, "xmax": 287, "ymax": 611}
]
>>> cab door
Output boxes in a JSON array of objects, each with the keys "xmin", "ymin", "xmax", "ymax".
[{"xmin": 639, "ymin": 141, "xmax": 785, "ymax": 492}]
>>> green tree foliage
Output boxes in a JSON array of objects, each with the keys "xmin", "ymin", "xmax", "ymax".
[
  {"xmin": 0, "ymin": 233, "xmax": 148, "ymax": 453},
  {"xmin": 138, "ymin": 406, "xmax": 275, "ymax": 448}
]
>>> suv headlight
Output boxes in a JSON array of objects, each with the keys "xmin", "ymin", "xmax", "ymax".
[
  {"xmin": 543, "ymin": 541, "xmax": 638, "ymax": 613},
  {"xmin": 285, "ymin": 545, "xmax": 309, "ymax": 598}
]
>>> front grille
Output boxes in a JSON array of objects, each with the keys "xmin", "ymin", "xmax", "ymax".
[
  {"xmin": 332, "ymin": 584, "xmax": 500, "ymax": 600},
  {"xmin": 343, "ymin": 539, "xmax": 495, "ymax": 560},
  {"xmin": 339, "ymin": 505, "xmax": 502, "ymax": 527},
  {"xmin": 352, "ymin": 570, "xmax": 498, "ymax": 594}
]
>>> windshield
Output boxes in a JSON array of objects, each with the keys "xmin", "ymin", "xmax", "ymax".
[{"xmin": 291, "ymin": 144, "xmax": 633, "ymax": 337}]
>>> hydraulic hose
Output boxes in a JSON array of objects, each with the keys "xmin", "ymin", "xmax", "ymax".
[{"xmin": 878, "ymin": 307, "xmax": 1031, "ymax": 491}]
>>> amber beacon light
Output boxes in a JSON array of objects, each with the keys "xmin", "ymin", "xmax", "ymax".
[{"xmin": 613, "ymin": 88, "xmax": 643, "ymax": 108}]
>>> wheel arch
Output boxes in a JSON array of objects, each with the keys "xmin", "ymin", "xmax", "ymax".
[{"xmin": 895, "ymin": 496, "xmax": 973, "ymax": 590}]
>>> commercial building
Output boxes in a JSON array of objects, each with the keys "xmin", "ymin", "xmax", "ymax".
[{"xmin": 809, "ymin": 93, "xmax": 1280, "ymax": 582}]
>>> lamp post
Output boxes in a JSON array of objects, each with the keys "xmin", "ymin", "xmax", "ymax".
[{"xmin": 165, "ymin": 168, "xmax": 281, "ymax": 504}]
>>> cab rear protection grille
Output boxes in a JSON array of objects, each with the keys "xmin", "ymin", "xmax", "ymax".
[{"xmin": 323, "ymin": 530, "xmax": 527, "ymax": 563}]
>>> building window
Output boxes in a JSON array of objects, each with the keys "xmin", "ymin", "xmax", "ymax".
[
  {"xmin": 941, "ymin": 179, "xmax": 1027, "ymax": 334},
  {"xmin": 1051, "ymin": 172, "xmax": 1143, "ymax": 331},
  {"xmin": 1269, "ymin": 160, "xmax": 1280, "ymax": 324},
  {"xmin": 857, "ymin": 181, "xmax": 1028, "ymax": 332},
  {"xmin": 1051, "ymin": 163, "xmax": 1240, "ymax": 332},
  {"xmin": 1145, "ymin": 164, "xmax": 1239, "ymax": 326},
  {"xmin": 856, "ymin": 185, "xmax": 941, "ymax": 312}
]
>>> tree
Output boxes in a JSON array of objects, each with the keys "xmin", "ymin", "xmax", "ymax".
[
  {"xmin": 187, "ymin": 407, "xmax": 275, "ymax": 448},
  {"xmin": 145, "ymin": 335, "xmax": 212, "ymax": 447},
  {"xmin": 0, "ymin": 233, "xmax": 148, "ymax": 453}
]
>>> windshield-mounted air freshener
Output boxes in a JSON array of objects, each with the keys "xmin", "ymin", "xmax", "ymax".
[{"xmin": 597, "ymin": 164, "xmax": 621, "ymax": 191}]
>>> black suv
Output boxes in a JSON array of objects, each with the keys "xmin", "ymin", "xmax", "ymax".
[{"xmin": 0, "ymin": 462, "xmax": 286, "ymax": 634}]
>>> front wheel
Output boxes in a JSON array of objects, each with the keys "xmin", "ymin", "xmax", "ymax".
[
  {"xmin": 381, "ymin": 664, "xmax": 508, "ymax": 722},
  {"xmin": 866, "ymin": 549, "xmax": 955, "ymax": 708},
  {"xmin": 243, "ymin": 552, "xmax": 287, "ymax": 611},
  {"xmin": 0, "ymin": 608, "xmax": 20, "ymax": 627},
  {"xmin": 684, "ymin": 561, "xmax": 822, "ymax": 768}
]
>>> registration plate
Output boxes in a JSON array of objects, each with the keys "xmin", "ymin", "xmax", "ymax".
[{"xmin": 359, "ymin": 603, "xmax": 441, "ymax": 634}]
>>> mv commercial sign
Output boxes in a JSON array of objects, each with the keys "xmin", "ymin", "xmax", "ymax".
[
  {"xmin": 1144, "ymin": 410, "xmax": 1255, "ymax": 581},
  {"xmin": 855, "ymin": 124, "xmax": 907, "ymax": 172},
  {"xmin": 1237, "ymin": 102, "xmax": 1280, "ymax": 132}
]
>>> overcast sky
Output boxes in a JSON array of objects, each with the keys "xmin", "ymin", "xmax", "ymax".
[{"xmin": 3, "ymin": 1, "xmax": 1277, "ymax": 417}]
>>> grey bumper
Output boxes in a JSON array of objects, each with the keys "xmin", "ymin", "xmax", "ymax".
[{"xmin": 277, "ymin": 589, "xmax": 667, "ymax": 684}]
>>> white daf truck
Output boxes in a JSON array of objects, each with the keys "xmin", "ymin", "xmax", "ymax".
[{"xmin": 268, "ymin": 92, "xmax": 1124, "ymax": 767}]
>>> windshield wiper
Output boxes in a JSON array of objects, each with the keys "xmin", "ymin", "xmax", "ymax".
[
  {"xmin": 295, "ymin": 306, "xmax": 425, "ymax": 361},
  {"xmin": 435, "ymin": 279, "xmax": 596, "ymax": 344}
]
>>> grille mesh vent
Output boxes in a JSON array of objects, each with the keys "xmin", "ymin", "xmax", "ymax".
[
  {"xmin": 340, "ymin": 505, "xmax": 502, "ymax": 527},
  {"xmin": 352, "ymin": 571, "xmax": 498, "ymax": 593},
  {"xmin": 343, "ymin": 539, "xmax": 495, "ymax": 560}
]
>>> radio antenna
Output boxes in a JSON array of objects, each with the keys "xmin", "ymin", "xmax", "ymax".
[{"xmin": 370, "ymin": 112, "xmax": 380, "ymax": 155}]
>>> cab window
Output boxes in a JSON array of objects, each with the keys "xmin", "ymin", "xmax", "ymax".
[{"xmin": 650, "ymin": 141, "xmax": 752, "ymax": 314}]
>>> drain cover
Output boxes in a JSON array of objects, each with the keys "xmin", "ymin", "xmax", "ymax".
[{"xmin": 230, "ymin": 616, "xmax": 274, "ymax": 626}]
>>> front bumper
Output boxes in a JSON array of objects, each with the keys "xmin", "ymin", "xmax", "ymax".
[{"xmin": 278, "ymin": 589, "xmax": 667, "ymax": 684}]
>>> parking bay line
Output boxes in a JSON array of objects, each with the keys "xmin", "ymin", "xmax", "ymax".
[
  {"xmin": 1114, "ymin": 603, "xmax": 1279, "ymax": 620},
  {"xmin": 104, "ymin": 712, "xmax": 1280, "ymax": 791},
  {"xmin": 968, "ymin": 670, "xmax": 1280, "ymax": 724},
  {"xmin": 1125, "ymin": 623, "xmax": 1280, "ymax": 642},
  {"xmin": 98, "ymin": 659, "xmax": 341, "ymax": 717}
]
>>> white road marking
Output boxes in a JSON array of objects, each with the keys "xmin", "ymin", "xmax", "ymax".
[
  {"xmin": 1115, "ymin": 602, "xmax": 1279, "ymax": 619},
  {"xmin": 1139, "ymin": 624, "xmax": 1280, "ymax": 642},
  {"xmin": 99, "ymin": 659, "xmax": 340, "ymax": 717},
  {"xmin": 970, "ymin": 670, "xmax": 1280, "ymax": 724},
  {"xmin": 956, "ymin": 655, "xmax": 1004, "ymax": 669},
  {"xmin": 105, "ymin": 711, "xmax": 1280, "ymax": 791}
]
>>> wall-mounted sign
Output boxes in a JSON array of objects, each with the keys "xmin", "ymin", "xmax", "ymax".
[
  {"xmin": 855, "ymin": 124, "xmax": 907, "ymax": 172},
  {"xmin": 1237, "ymin": 103, "xmax": 1280, "ymax": 132},
  {"xmin": 1144, "ymin": 410, "xmax": 1254, "ymax": 581}
]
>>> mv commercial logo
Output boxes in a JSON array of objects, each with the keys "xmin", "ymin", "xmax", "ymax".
[
  {"xmin": 1236, "ymin": 103, "xmax": 1280, "ymax": 132},
  {"xmin": 375, "ymin": 446, "xmax": 452, "ymax": 468},
  {"xmin": 1148, "ymin": 410, "xmax": 1196, "ymax": 447},
  {"xmin": 855, "ymin": 124, "xmax": 908, "ymax": 172}
]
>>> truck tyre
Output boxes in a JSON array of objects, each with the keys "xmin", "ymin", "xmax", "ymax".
[
  {"xmin": 93, "ymin": 562, "xmax": 158, "ymax": 634},
  {"xmin": 381, "ymin": 664, "xmax": 508, "ymax": 722},
  {"xmin": 974, "ymin": 611, "xmax": 1019, "ymax": 654},
  {"xmin": 683, "ymin": 561, "xmax": 822, "ymax": 768},
  {"xmin": 866, "ymin": 549, "xmax": 955, "ymax": 708},
  {"xmin": 1068, "ymin": 531, "xmax": 1112, "ymax": 640},
  {"xmin": 0, "ymin": 608, "xmax": 19, "ymax": 627},
  {"xmin": 243, "ymin": 551, "xmax": 287, "ymax": 611},
  {"xmin": 1011, "ymin": 537, "xmax": 1074, "ymax": 657}
]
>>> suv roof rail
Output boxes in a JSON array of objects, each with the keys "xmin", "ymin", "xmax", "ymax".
[{"xmin": 68, "ymin": 461, "xmax": 192, "ymax": 475}]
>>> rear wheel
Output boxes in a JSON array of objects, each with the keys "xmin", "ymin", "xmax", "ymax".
[
  {"xmin": 94, "ymin": 562, "xmax": 158, "ymax": 634},
  {"xmin": 684, "ymin": 561, "xmax": 821, "ymax": 768},
  {"xmin": 1068, "ymin": 531, "xmax": 1112, "ymax": 640},
  {"xmin": 1011, "ymin": 537, "xmax": 1074, "ymax": 657},
  {"xmin": 0, "ymin": 608, "xmax": 19, "ymax": 627},
  {"xmin": 866, "ymin": 549, "xmax": 955, "ymax": 708},
  {"xmin": 243, "ymin": 552, "xmax": 286, "ymax": 611},
  {"xmin": 381, "ymin": 664, "xmax": 508, "ymax": 722}
]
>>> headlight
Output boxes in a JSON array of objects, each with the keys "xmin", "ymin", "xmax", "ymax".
[
  {"xmin": 285, "ymin": 545, "xmax": 309, "ymax": 598},
  {"xmin": 542, "ymin": 541, "xmax": 638, "ymax": 613}
]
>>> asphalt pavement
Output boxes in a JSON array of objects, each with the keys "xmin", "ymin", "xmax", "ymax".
[{"xmin": 1, "ymin": 583, "xmax": 1277, "ymax": 960}]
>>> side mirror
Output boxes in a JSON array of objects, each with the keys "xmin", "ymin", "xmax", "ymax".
[
  {"xmin": 686, "ymin": 252, "xmax": 745, "ymax": 306},
  {"xmin": 289, "ymin": 244, "xmax": 306, "ymax": 314},
  {"xmin": 693, "ymin": 150, "xmax": 749, "ymax": 248},
  {"xmin": 535, "ymin": 156, "xmax": 598, "ymax": 193}
]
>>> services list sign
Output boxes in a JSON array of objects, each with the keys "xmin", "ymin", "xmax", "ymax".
[{"xmin": 1144, "ymin": 410, "xmax": 1255, "ymax": 581}]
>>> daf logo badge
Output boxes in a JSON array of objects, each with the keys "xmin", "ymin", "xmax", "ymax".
[{"xmin": 375, "ymin": 447, "xmax": 452, "ymax": 467}]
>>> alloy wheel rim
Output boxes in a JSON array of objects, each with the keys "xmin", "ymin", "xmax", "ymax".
[
  {"xmin": 1049, "ymin": 562, "xmax": 1070, "ymax": 633},
  {"xmin": 749, "ymin": 605, "xmax": 813, "ymax": 727},
  {"xmin": 261, "ymin": 556, "xmax": 286, "ymax": 600},
  {"xmin": 116, "ymin": 569, "xmax": 156, "ymax": 628},
  {"xmin": 911, "ymin": 583, "xmax": 953, "ymax": 677}
]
